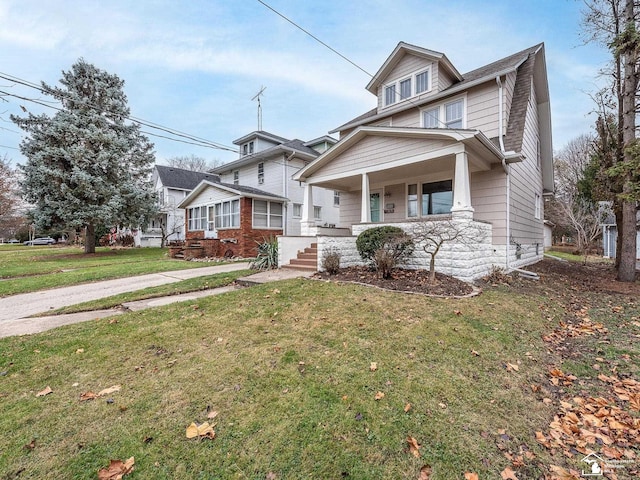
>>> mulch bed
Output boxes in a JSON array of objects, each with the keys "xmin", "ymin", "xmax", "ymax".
[{"xmin": 313, "ymin": 265, "xmax": 474, "ymax": 297}]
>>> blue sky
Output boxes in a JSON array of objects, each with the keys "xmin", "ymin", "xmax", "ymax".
[{"xmin": 0, "ymin": 0, "xmax": 610, "ymax": 166}]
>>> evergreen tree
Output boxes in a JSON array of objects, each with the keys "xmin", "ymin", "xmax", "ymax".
[{"xmin": 11, "ymin": 59, "xmax": 156, "ymax": 253}]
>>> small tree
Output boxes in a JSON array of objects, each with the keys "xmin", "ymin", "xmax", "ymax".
[
  {"xmin": 166, "ymin": 155, "xmax": 222, "ymax": 172},
  {"xmin": 410, "ymin": 219, "xmax": 485, "ymax": 283},
  {"xmin": 356, "ymin": 226, "xmax": 414, "ymax": 279},
  {"xmin": 0, "ymin": 155, "xmax": 26, "ymax": 239}
]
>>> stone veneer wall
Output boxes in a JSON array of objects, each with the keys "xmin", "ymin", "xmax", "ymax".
[{"xmin": 316, "ymin": 221, "xmax": 542, "ymax": 282}]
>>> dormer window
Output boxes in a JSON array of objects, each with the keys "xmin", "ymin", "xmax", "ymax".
[
  {"xmin": 383, "ymin": 67, "xmax": 432, "ymax": 107},
  {"xmin": 241, "ymin": 141, "xmax": 255, "ymax": 156}
]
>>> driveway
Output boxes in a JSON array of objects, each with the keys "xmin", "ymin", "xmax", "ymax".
[{"xmin": 0, "ymin": 263, "xmax": 249, "ymax": 322}]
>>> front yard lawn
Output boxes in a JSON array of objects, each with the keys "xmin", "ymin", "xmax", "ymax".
[{"xmin": 0, "ymin": 260, "xmax": 637, "ymax": 479}]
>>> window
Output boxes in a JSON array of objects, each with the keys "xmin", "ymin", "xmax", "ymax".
[
  {"xmin": 293, "ymin": 203, "xmax": 302, "ymax": 218},
  {"xmin": 215, "ymin": 199, "xmax": 240, "ymax": 228},
  {"xmin": 187, "ymin": 206, "xmax": 206, "ymax": 231},
  {"xmin": 253, "ymin": 200, "xmax": 283, "ymax": 228},
  {"xmin": 422, "ymin": 107, "xmax": 440, "ymax": 128},
  {"xmin": 242, "ymin": 144, "xmax": 248, "ymax": 155},
  {"xmin": 407, "ymin": 184, "xmax": 418, "ymax": 217},
  {"xmin": 314, "ymin": 206, "xmax": 322, "ymax": 220},
  {"xmin": 333, "ymin": 191, "xmax": 340, "ymax": 206},
  {"xmin": 207, "ymin": 206, "xmax": 215, "ymax": 231},
  {"xmin": 400, "ymin": 78, "xmax": 411, "ymax": 100},
  {"xmin": 233, "ymin": 170, "xmax": 239, "ymax": 185},
  {"xmin": 422, "ymin": 180, "xmax": 453, "ymax": 215},
  {"xmin": 416, "ymin": 70, "xmax": 429, "ymax": 94},
  {"xmin": 258, "ymin": 162, "xmax": 264, "ymax": 185},
  {"xmin": 249, "ymin": 141, "xmax": 254, "ymax": 154},
  {"xmin": 385, "ymin": 85, "xmax": 396, "ymax": 106},
  {"xmin": 534, "ymin": 193, "xmax": 541, "ymax": 220},
  {"xmin": 421, "ymin": 98, "xmax": 465, "ymax": 129},
  {"xmin": 407, "ymin": 180, "xmax": 453, "ymax": 217},
  {"xmin": 445, "ymin": 99, "xmax": 463, "ymax": 128}
]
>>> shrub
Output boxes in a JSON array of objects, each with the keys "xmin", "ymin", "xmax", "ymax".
[
  {"xmin": 356, "ymin": 226, "xmax": 414, "ymax": 278},
  {"xmin": 250, "ymin": 236, "xmax": 278, "ymax": 270},
  {"xmin": 321, "ymin": 247, "xmax": 341, "ymax": 275}
]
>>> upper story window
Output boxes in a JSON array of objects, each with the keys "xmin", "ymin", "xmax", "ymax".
[
  {"xmin": 421, "ymin": 97, "xmax": 465, "ymax": 130},
  {"xmin": 333, "ymin": 191, "xmax": 340, "ymax": 206},
  {"xmin": 384, "ymin": 67, "xmax": 432, "ymax": 107},
  {"xmin": 241, "ymin": 141, "xmax": 255, "ymax": 156},
  {"xmin": 385, "ymin": 85, "xmax": 396, "ymax": 106},
  {"xmin": 233, "ymin": 170, "xmax": 239, "ymax": 185},
  {"xmin": 416, "ymin": 70, "xmax": 429, "ymax": 94},
  {"xmin": 258, "ymin": 162, "xmax": 264, "ymax": 185}
]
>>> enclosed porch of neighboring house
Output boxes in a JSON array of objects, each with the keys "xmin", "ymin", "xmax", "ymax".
[{"xmin": 279, "ymin": 127, "xmax": 521, "ymax": 282}]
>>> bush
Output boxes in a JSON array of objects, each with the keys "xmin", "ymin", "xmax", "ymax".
[
  {"xmin": 356, "ymin": 226, "xmax": 414, "ymax": 278},
  {"xmin": 321, "ymin": 247, "xmax": 341, "ymax": 275},
  {"xmin": 250, "ymin": 236, "xmax": 278, "ymax": 270}
]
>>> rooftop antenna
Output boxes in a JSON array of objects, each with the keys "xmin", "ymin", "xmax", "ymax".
[{"xmin": 251, "ymin": 86, "xmax": 266, "ymax": 131}]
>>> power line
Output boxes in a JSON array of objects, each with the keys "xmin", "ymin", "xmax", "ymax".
[{"xmin": 0, "ymin": 72, "xmax": 238, "ymax": 153}]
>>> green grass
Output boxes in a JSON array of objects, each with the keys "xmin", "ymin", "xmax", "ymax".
[
  {"xmin": 0, "ymin": 280, "xmax": 561, "ymax": 479},
  {"xmin": 0, "ymin": 246, "xmax": 236, "ymax": 296},
  {"xmin": 544, "ymin": 249, "xmax": 613, "ymax": 264},
  {"xmin": 46, "ymin": 269, "xmax": 253, "ymax": 315}
]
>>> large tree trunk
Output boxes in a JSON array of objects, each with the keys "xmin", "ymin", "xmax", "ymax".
[
  {"xmin": 617, "ymin": 0, "xmax": 638, "ymax": 282},
  {"xmin": 84, "ymin": 224, "xmax": 96, "ymax": 254}
]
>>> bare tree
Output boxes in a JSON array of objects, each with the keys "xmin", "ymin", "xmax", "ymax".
[
  {"xmin": 0, "ymin": 155, "xmax": 26, "ymax": 239},
  {"xmin": 166, "ymin": 155, "xmax": 222, "ymax": 172},
  {"xmin": 158, "ymin": 207, "xmax": 184, "ymax": 248},
  {"xmin": 410, "ymin": 219, "xmax": 487, "ymax": 283}
]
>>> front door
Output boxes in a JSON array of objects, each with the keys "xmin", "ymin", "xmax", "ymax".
[{"xmin": 370, "ymin": 192, "xmax": 381, "ymax": 222}]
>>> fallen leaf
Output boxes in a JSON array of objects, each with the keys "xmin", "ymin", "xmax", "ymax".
[
  {"xmin": 404, "ymin": 403, "xmax": 412, "ymax": 413},
  {"xmin": 506, "ymin": 362, "xmax": 519, "ymax": 372},
  {"xmin": 407, "ymin": 436, "xmax": 421, "ymax": 457},
  {"xmin": 374, "ymin": 391, "xmax": 385, "ymax": 400},
  {"xmin": 548, "ymin": 465, "xmax": 580, "ymax": 479},
  {"xmin": 186, "ymin": 422, "xmax": 216, "ymax": 440},
  {"xmin": 207, "ymin": 410, "xmax": 219, "ymax": 420},
  {"xmin": 76, "ymin": 348, "xmax": 84, "ymax": 354},
  {"xmin": 418, "ymin": 464, "xmax": 432, "ymax": 479},
  {"xmin": 500, "ymin": 466, "xmax": 518, "ymax": 479},
  {"xmin": 36, "ymin": 386, "xmax": 52, "ymax": 397},
  {"xmin": 438, "ymin": 402, "xmax": 447, "ymax": 409},
  {"xmin": 464, "ymin": 473, "xmax": 479, "ymax": 480},
  {"xmin": 471, "ymin": 350, "xmax": 480, "ymax": 356},
  {"xmin": 454, "ymin": 310, "xmax": 462, "ymax": 315},
  {"xmin": 23, "ymin": 439, "xmax": 36, "ymax": 450},
  {"xmin": 80, "ymin": 391, "xmax": 98, "ymax": 401},
  {"xmin": 370, "ymin": 362, "xmax": 378, "ymax": 372},
  {"xmin": 97, "ymin": 385, "xmax": 121, "ymax": 397},
  {"xmin": 266, "ymin": 472, "xmax": 277, "ymax": 480},
  {"xmin": 97, "ymin": 457, "xmax": 135, "ymax": 480}
]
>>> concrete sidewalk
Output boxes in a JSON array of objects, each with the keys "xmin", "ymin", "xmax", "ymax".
[{"xmin": 0, "ymin": 265, "xmax": 314, "ymax": 338}]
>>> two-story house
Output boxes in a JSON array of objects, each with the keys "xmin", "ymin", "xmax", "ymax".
[
  {"xmin": 146, "ymin": 165, "xmax": 219, "ymax": 246},
  {"xmin": 279, "ymin": 42, "xmax": 554, "ymax": 281},
  {"xmin": 176, "ymin": 131, "xmax": 339, "ymax": 258}
]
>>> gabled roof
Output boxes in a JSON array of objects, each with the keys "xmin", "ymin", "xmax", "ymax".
[
  {"xmin": 304, "ymin": 135, "xmax": 338, "ymax": 148},
  {"xmin": 366, "ymin": 42, "xmax": 462, "ymax": 94},
  {"xmin": 232, "ymin": 130, "xmax": 289, "ymax": 146},
  {"xmin": 333, "ymin": 43, "xmax": 544, "ymax": 134},
  {"xmin": 154, "ymin": 165, "xmax": 220, "ymax": 191},
  {"xmin": 212, "ymin": 138, "xmax": 320, "ymax": 174},
  {"xmin": 177, "ymin": 179, "xmax": 289, "ymax": 209}
]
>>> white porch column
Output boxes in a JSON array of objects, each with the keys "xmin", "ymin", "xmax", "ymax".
[
  {"xmin": 451, "ymin": 151, "xmax": 474, "ymax": 220},
  {"xmin": 300, "ymin": 183, "xmax": 315, "ymax": 235},
  {"xmin": 360, "ymin": 173, "xmax": 371, "ymax": 223}
]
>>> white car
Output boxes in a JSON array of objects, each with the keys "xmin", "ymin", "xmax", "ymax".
[{"xmin": 23, "ymin": 237, "xmax": 56, "ymax": 245}]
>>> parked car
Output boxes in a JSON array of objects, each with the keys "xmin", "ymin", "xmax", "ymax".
[
  {"xmin": 4, "ymin": 239, "xmax": 19, "ymax": 244},
  {"xmin": 23, "ymin": 237, "xmax": 56, "ymax": 245}
]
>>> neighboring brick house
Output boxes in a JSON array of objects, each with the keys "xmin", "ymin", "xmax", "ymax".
[
  {"xmin": 176, "ymin": 131, "xmax": 339, "ymax": 258},
  {"xmin": 279, "ymin": 42, "xmax": 554, "ymax": 281}
]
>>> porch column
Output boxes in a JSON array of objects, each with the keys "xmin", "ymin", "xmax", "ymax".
[
  {"xmin": 300, "ymin": 183, "xmax": 315, "ymax": 236},
  {"xmin": 361, "ymin": 173, "xmax": 371, "ymax": 223},
  {"xmin": 451, "ymin": 151, "xmax": 474, "ymax": 220}
]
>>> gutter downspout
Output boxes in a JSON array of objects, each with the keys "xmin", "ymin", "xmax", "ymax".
[
  {"xmin": 496, "ymin": 75, "xmax": 510, "ymax": 271},
  {"xmin": 284, "ymin": 152, "xmax": 296, "ymax": 236}
]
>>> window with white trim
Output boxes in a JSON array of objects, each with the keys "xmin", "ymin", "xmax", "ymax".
[
  {"xmin": 253, "ymin": 200, "xmax": 283, "ymax": 228},
  {"xmin": 257, "ymin": 162, "xmax": 264, "ymax": 184},
  {"xmin": 534, "ymin": 193, "xmax": 541, "ymax": 220},
  {"xmin": 187, "ymin": 206, "xmax": 207, "ymax": 231},
  {"xmin": 407, "ymin": 180, "xmax": 453, "ymax": 217},
  {"xmin": 333, "ymin": 191, "xmax": 340, "ymax": 206},
  {"xmin": 384, "ymin": 85, "xmax": 396, "ymax": 106},
  {"xmin": 293, "ymin": 203, "xmax": 302, "ymax": 218},
  {"xmin": 420, "ymin": 98, "xmax": 465, "ymax": 129},
  {"xmin": 416, "ymin": 69, "xmax": 429, "ymax": 94},
  {"xmin": 400, "ymin": 78, "xmax": 411, "ymax": 100},
  {"xmin": 233, "ymin": 170, "xmax": 239, "ymax": 185},
  {"xmin": 215, "ymin": 199, "xmax": 240, "ymax": 229},
  {"xmin": 314, "ymin": 206, "xmax": 322, "ymax": 220}
]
